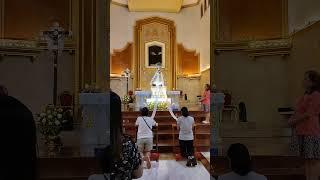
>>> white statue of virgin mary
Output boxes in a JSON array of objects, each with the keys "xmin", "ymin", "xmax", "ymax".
[{"xmin": 150, "ymin": 63, "xmax": 164, "ymax": 87}]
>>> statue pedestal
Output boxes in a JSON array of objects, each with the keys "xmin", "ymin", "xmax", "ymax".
[
  {"xmin": 134, "ymin": 90, "xmax": 180, "ymax": 110},
  {"xmin": 134, "ymin": 91, "xmax": 151, "ymax": 111},
  {"xmin": 79, "ymin": 93, "xmax": 109, "ymax": 156}
]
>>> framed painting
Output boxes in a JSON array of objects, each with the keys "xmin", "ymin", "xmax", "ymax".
[{"xmin": 145, "ymin": 41, "xmax": 165, "ymax": 68}]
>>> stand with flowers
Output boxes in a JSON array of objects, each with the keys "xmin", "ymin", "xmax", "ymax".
[
  {"xmin": 38, "ymin": 105, "xmax": 65, "ymax": 155},
  {"xmin": 122, "ymin": 95, "xmax": 130, "ymax": 111}
]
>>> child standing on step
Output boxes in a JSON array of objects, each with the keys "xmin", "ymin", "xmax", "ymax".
[
  {"xmin": 136, "ymin": 107, "xmax": 158, "ymax": 169},
  {"xmin": 177, "ymin": 107, "xmax": 197, "ymax": 167}
]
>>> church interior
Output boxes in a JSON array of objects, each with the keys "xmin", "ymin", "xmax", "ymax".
[{"xmin": 1, "ymin": 0, "xmax": 320, "ymax": 179}]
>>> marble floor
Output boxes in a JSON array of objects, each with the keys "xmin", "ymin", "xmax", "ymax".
[{"xmin": 135, "ymin": 160, "xmax": 210, "ymax": 180}]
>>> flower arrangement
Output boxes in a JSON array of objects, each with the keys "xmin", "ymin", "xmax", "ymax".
[
  {"xmin": 122, "ymin": 95, "xmax": 130, "ymax": 104},
  {"xmin": 38, "ymin": 105, "xmax": 66, "ymax": 138},
  {"xmin": 147, "ymin": 101, "xmax": 169, "ymax": 111}
]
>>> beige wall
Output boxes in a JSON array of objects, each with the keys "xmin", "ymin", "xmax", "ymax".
[
  {"xmin": 111, "ymin": 4, "xmax": 200, "ymax": 52},
  {"xmin": 199, "ymin": 0, "xmax": 210, "ymax": 70},
  {"xmin": 110, "ymin": 3, "xmax": 210, "ymax": 71},
  {"xmin": 288, "ymin": 22, "xmax": 320, "ymax": 104},
  {"xmin": 177, "ymin": 77, "xmax": 201, "ymax": 103},
  {"xmin": 288, "ymin": 0, "xmax": 320, "ymax": 33},
  {"xmin": 200, "ymin": 68, "xmax": 210, "ymax": 93},
  {"xmin": 214, "ymin": 52, "xmax": 289, "ymax": 126},
  {"xmin": 0, "ymin": 52, "xmax": 74, "ymax": 114}
]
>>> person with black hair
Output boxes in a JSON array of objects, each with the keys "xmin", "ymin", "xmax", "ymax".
[
  {"xmin": 89, "ymin": 91, "xmax": 143, "ymax": 180},
  {"xmin": 0, "ymin": 85, "xmax": 37, "ymax": 180},
  {"xmin": 135, "ymin": 106, "xmax": 158, "ymax": 169},
  {"xmin": 175, "ymin": 107, "xmax": 196, "ymax": 167},
  {"xmin": 218, "ymin": 143, "xmax": 267, "ymax": 180}
]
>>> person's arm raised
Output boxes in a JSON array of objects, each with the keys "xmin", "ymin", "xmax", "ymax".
[
  {"xmin": 151, "ymin": 100, "xmax": 158, "ymax": 119},
  {"xmin": 168, "ymin": 105, "xmax": 178, "ymax": 121}
]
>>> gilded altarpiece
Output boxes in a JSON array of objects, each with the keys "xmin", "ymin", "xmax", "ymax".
[{"xmin": 134, "ymin": 17, "xmax": 176, "ymax": 90}]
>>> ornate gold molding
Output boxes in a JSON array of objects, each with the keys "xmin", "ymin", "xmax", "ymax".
[
  {"xmin": 0, "ymin": 39, "xmax": 76, "ymax": 60},
  {"xmin": 177, "ymin": 74, "xmax": 201, "ymax": 79},
  {"xmin": 111, "ymin": 42, "xmax": 133, "ymax": 54},
  {"xmin": 111, "ymin": 1, "xmax": 128, "ymax": 8},
  {"xmin": 177, "ymin": 43, "xmax": 200, "ymax": 76},
  {"xmin": 111, "ymin": 0, "xmax": 200, "ymax": 9},
  {"xmin": 134, "ymin": 16, "xmax": 176, "ymax": 90},
  {"xmin": 201, "ymin": 66, "xmax": 210, "ymax": 73},
  {"xmin": 181, "ymin": 0, "xmax": 200, "ymax": 8},
  {"xmin": 214, "ymin": 38, "xmax": 292, "ymax": 59}
]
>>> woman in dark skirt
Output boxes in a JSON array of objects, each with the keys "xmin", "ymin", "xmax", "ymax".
[{"xmin": 289, "ymin": 70, "xmax": 320, "ymax": 180}]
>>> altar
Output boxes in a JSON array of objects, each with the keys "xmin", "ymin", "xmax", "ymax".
[{"xmin": 135, "ymin": 90, "xmax": 180, "ymax": 111}]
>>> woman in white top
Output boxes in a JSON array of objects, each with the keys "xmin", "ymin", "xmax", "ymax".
[
  {"xmin": 135, "ymin": 106, "xmax": 158, "ymax": 169},
  {"xmin": 168, "ymin": 106, "xmax": 197, "ymax": 166},
  {"xmin": 218, "ymin": 143, "xmax": 267, "ymax": 180}
]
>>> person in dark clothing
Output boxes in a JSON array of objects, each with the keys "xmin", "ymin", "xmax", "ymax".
[{"xmin": 0, "ymin": 85, "xmax": 37, "ymax": 180}]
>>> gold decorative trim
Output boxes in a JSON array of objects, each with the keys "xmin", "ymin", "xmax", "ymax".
[
  {"xmin": 214, "ymin": 38, "xmax": 292, "ymax": 59},
  {"xmin": 177, "ymin": 74, "xmax": 201, "ymax": 79},
  {"xmin": 215, "ymin": 38, "xmax": 292, "ymax": 51},
  {"xmin": 0, "ymin": 39, "xmax": 37, "ymax": 48},
  {"xmin": 134, "ymin": 16, "xmax": 177, "ymax": 90},
  {"xmin": 111, "ymin": 42, "xmax": 133, "ymax": 54},
  {"xmin": 247, "ymin": 38, "xmax": 291, "ymax": 49},
  {"xmin": 110, "ymin": 74, "xmax": 122, "ymax": 78},
  {"xmin": 111, "ymin": 0, "xmax": 200, "ymax": 9},
  {"xmin": 182, "ymin": 0, "xmax": 200, "ymax": 8},
  {"xmin": 290, "ymin": 20, "xmax": 320, "ymax": 37},
  {"xmin": 177, "ymin": 43, "xmax": 200, "ymax": 75},
  {"xmin": 248, "ymin": 51, "xmax": 290, "ymax": 59},
  {"xmin": 201, "ymin": 66, "xmax": 210, "ymax": 73},
  {"xmin": 0, "ymin": 39, "xmax": 76, "ymax": 61},
  {"xmin": 111, "ymin": 1, "xmax": 128, "ymax": 8}
]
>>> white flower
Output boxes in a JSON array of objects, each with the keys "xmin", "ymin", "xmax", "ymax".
[
  {"xmin": 57, "ymin": 114, "xmax": 63, "ymax": 119},
  {"xmin": 48, "ymin": 115, "xmax": 53, "ymax": 119},
  {"xmin": 42, "ymin": 118, "xmax": 47, "ymax": 124},
  {"xmin": 62, "ymin": 120, "xmax": 67, "ymax": 123},
  {"xmin": 47, "ymin": 110, "xmax": 51, "ymax": 114},
  {"xmin": 55, "ymin": 120, "xmax": 60, "ymax": 125},
  {"xmin": 58, "ymin": 108, "xmax": 63, "ymax": 112},
  {"xmin": 40, "ymin": 113, "xmax": 46, "ymax": 117}
]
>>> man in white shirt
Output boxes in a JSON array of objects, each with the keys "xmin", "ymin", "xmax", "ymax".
[{"xmin": 136, "ymin": 107, "xmax": 158, "ymax": 169}]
